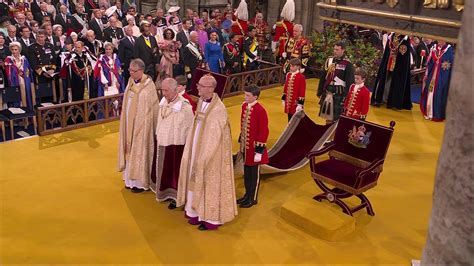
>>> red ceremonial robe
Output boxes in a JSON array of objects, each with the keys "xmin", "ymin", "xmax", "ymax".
[
  {"xmin": 231, "ymin": 19, "xmax": 248, "ymax": 49},
  {"xmin": 273, "ymin": 20, "xmax": 294, "ymax": 57},
  {"xmin": 282, "ymin": 72, "xmax": 306, "ymax": 114},
  {"xmin": 240, "ymin": 101, "xmax": 269, "ymax": 166}
]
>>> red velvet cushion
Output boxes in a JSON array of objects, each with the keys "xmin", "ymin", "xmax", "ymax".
[{"xmin": 314, "ymin": 159, "xmax": 378, "ymax": 190}]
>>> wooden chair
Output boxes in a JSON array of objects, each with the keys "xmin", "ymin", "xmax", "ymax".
[
  {"xmin": 0, "ymin": 113, "xmax": 6, "ymax": 141},
  {"xmin": 0, "ymin": 86, "xmax": 37, "ymax": 139},
  {"xmin": 307, "ymin": 116, "xmax": 395, "ymax": 216}
]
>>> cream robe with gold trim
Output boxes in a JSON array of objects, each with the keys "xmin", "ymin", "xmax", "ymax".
[
  {"xmin": 118, "ymin": 75, "xmax": 159, "ymax": 188},
  {"xmin": 177, "ymin": 93, "xmax": 238, "ymax": 224}
]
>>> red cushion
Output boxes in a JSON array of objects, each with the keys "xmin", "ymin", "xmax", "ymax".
[{"xmin": 314, "ymin": 159, "xmax": 378, "ymax": 190}]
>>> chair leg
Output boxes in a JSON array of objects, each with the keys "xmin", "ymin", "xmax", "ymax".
[
  {"xmin": 32, "ymin": 116, "xmax": 38, "ymax": 135},
  {"xmin": 356, "ymin": 193, "xmax": 375, "ymax": 216},
  {"xmin": 1, "ymin": 121, "xmax": 5, "ymax": 141},
  {"xmin": 334, "ymin": 198, "xmax": 353, "ymax": 216},
  {"xmin": 10, "ymin": 120, "xmax": 15, "ymax": 139}
]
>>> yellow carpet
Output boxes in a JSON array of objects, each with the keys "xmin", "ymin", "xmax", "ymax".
[{"xmin": 0, "ymin": 79, "xmax": 444, "ymax": 264}]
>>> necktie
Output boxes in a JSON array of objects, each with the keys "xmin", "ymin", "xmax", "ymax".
[
  {"xmin": 130, "ymin": 37, "xmax": 135, "ymax": 45},
  {"xmin": 25, "ymin": 39, "xmax": 29, "ymax": 46},
  {"xmin": 63, "ymin": 15, "xmax": 66, "ymax": 22},
  {"xmin": 98, "ymin": 19, "xmax": 103, "ymax": 30},
  {"xmin": 144, "ymin": 37, "xmax": 151, "ymax": 48}
]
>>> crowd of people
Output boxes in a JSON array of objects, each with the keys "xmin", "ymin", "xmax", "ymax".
[{"xmin": 0, "ymin": 0, "xmax": 312, "ymax": 110}]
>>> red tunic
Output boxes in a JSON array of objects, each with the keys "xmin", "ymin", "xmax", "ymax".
[
  {"xmin": 249, "ymin": 18, "xmax": 268, "ymax": 42},
  {"xmin": 343, "ymin": 84, "xmax": 371, "ymax": 120},
  {"xmin": 273, "ymin": 20, "xmax": 294, "ymax": 57},
  {"xmin": 182, "ymin": 92, "xmax": 197, "ymax": 113},
  {"xmin": 283, "ymin": 72, "xmax": 306, "ymax": 114},
  {"xmin": 231, "ymin": 19, "xmax": 248, "ymax": 49},
  {"xmin": 240, "ymin": 101, "xmax": 269, "ymax": 166}
]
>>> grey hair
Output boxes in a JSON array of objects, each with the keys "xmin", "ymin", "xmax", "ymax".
[
  {"xmin": 162, "ymin": 78, "xmax": 178, "ymax": 92},
  {"xmin": 294, "ymin": 24, "xmax": 303, "ymax": 31},
  {"xmin": 189, "ymin": 31, "xmax": 198, "ymax": 38},
  {"xmin": 103, "ymin": 42, "xmax": 114, "ymax": 50},
  {"xmin": 130, "ymin": 58, "xmax": 145, "ymax": 71}
]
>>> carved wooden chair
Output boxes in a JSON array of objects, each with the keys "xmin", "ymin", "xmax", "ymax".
[
  {"xmin": 0, "ymin": 86, "xmax": 37, "ymax": 139},
  {"xmin": 307, "ymin": 116, "xmax": 395, "ymax": 216}
]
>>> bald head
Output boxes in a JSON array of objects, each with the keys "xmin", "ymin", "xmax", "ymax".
[{"xmin": 197, "ymin": 75, "xmax": 217, "ymax": 99}]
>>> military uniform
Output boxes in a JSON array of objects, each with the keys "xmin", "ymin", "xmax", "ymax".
[
  {"xmin": 272, "ymin": 20, "xmax": 293, "ymax": 61},
  {"xmin": 103, "ymin": 27, "xmax": 125, "ymax": 43},
  {"xmin": 317, "ymin": 56, "xmax": 355, "ymax": 122},
  {"xmin": 243, "ymin": 35, "xmax": 258, "ymax": 70},
  {"xmin": 28, "ymin": 41, "xmax": 58, "ymax": 102},
  {"xmin": 223, "ymin": 41, "xmax": 241, "ymax": 74},
  {"xmin": 283, "ymin": 36, "xmax": 311, "ymax": 74},
  {"xmin": 282, "ymin": 71, "xmax": 306, "ymax": 121},
  {"xmin": 238, "ymin": 101, "xmax": 269, "ymax": 207}
]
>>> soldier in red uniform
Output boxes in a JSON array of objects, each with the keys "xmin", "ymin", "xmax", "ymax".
[
  {"xmin": 231, "ymin": 0, "xmax": 249, "ymax": 49},
  {"xmin": 282, "ymin": 24, "xmax": 311, "ymax": 74},
  {"xmin": 272, "ymin": 0, "xmax": 295, "ymax": 63},
  {"xmin": 282, "ymin": 58, "xmax": 306, "ymax": 122},
  {"xmin": 343, "ymin": 68, "xmax": 371, "ymax": 120},
  {"xmin": 249, "ymin": 11, "xmax": 268, "ymax": 43},
  {"xmin": 237, "ymin": 85, "xmax": 269, "ymax": 208}
]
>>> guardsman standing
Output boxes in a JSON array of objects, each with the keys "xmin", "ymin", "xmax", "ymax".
[{"xmin": 282, "ymin": 58, "xmax": 306, "ymax": 122}]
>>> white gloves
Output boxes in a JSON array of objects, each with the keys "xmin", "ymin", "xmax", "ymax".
[
  {"xmin": 300, "ymin": 68, "xmax": 305, "ymax": 73},
  {"xmin": 296, "ymin": 104, "xmax": 303, "ymax": 113},
  {"xmin": 282, "ymin": 52, "xmax": 287, "ymax": 59},
  {"xmin": 282, "ymin": 100, "xmax": 286, "ymax": 108},
  {"xmin": 254, "ymin": 153, "xmax": 262, "ymax": 163},
  {"xmin": 187, "ymin": 73, "xmax": 192, "ymax": 79}
]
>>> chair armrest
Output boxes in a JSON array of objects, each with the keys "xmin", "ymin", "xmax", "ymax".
[
  {"xmin": 357, "ymin": 158, "xmax": 384, "ymax": 177},
  {"xmin": 306, "ymin": 142, "xmax": 335, "ymax": 159}
]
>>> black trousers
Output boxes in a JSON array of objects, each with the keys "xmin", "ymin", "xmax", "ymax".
[
  {"xmin": 243, "ymin": 165, "xmax": 260, "ymax": 202},
  {"xmin": 288, "ymin": 113, "xmax": 293, "ymax": 122}
]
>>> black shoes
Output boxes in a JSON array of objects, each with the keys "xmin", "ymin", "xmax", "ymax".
[
  {"xmin": 236, "ymin": 196, "xmax": 247, "ymax": 204},
  {"xmin": 131, "ymin": 187, "xmax": 145, "ymax": 193},
  {"xmin": 239, "ymin": 200, "xmax": 257, "ymax": 208},
  {"xmin": 168, "ymin": 200, "xmax": 177, "ymax": 209}
]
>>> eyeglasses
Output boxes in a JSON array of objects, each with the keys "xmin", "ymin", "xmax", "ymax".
[
  {"xmin": 197, "ymin": 83, "xmax": 213, "ymax": 88},
  {"xmin": 129, "ymin": 68, "xmax": 139, "ymax": 73}
]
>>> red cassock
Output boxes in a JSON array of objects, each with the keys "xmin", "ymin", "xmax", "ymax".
[
  {"xmin": 273, "ymin": 20, "xmax": 294, "ymax": 57},
  {"xmin": 240, "ymin": 102, "xmax": 269, "ymax": 166},
  {"xmin": 283, "ymin": 72, "xmax": 306, "ymax": 114},
  {"xmin": 343, "ymin": 84, "xmax": 371, "ymax": 120},
  {"xmin": 231, "ymin": 19, "xmax": 249, "ymax": 49}
]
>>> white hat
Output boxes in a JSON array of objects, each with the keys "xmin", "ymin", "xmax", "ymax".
[
  {"xmin": 168, "ymin": 6, "xmax": 180, "ymax": 14},
  {"xmin": 281, "ymin": 0, "xmax": 295, "ymax": 22},
  {"xmin": 234, "ymin": 0, "xmax": 248, "ymax": 21},
  {"xmin": 105, "ymin": 6, "xmax": 118, "ymax": 18}
]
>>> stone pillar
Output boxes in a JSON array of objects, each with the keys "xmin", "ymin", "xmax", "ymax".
[{"xmin": 421, "ymin": 1, "xmax": 474, "ymax": 264}]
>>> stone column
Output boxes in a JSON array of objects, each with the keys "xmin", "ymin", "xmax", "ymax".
[{"xmin": 421, "ymin": 1, "xmax": 474, "ymax": 264}]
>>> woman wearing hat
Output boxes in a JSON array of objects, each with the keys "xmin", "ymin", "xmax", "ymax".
[{"xmin": 4, "ymin": 42, "xmax": 35, "ymax": 109}]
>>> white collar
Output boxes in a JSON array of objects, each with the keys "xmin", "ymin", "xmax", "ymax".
[{"xmin": 159, "ymin": 96, "xmax": 183, "ymax": 112}]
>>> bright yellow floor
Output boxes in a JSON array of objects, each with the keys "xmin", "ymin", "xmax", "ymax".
[{"xmin": 0, "ymin": 79, "xmax": 444, "ymax": 265}]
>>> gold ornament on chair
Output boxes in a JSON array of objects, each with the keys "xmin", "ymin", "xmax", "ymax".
[
  {"xmin": 386, "ymin": 0, "xmax": 398, "ymax": 8},
  {"xmin": 423, "ymin": 0, "xmax": 450, "ymax": 9},
  {"xmin": 453, "ymin": 0, "xmax": 464, "ymax": 11}
]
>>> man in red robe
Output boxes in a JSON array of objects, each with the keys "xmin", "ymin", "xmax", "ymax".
[
  {"xmin": 249, "ymin": 11, "xmax": 268, "ymax": 43},
  {"xmin": 282, "ymin": 24, "xmax": 311, "ymax": 74},
  {"xmin": 231, "ymin": 0, "xmax": 249, "ymax": 49},
  {"xmin": 282, "ymin": 58, "xmax": 306, "ymax": 121},
  {"xmin": 272, "ymin": 0, "xmax": 295, "ymax": 63},
  {"xmin": 237, "ymin": 85, "xmax": 269, "ymax": 208}
]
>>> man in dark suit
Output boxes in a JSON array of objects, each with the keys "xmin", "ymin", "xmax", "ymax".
[
  {"xmin": 30, "ymin": 0, "xmax": 41, "ymax": 15},
  {"xmin": 42, "ymin": 23, "xmax": 61, "ymax": 59},
  {"xmin": 103, "ymin": 17, "xmax": 124, "ymax": 43},
  {"xmin": 34, "ymin": 2, "xmax": 53, "ymax": 24},
  {"xmin": 133, "ymin": 21, "xmax": 158, "ymax": 80},
  {"xmin": 18, "ymin": 26, "xmax": 35, "ymax": 56},
  {"xmin": 88, "ymin": 9, "xmax": 104, "ymax": 41},
  {"xmin": 5, "ymin": 25, "xmax": 18, "ymax": 47},
  {"xmin": 55, "ymin": 4, "xmax": 79, "ymax": 34},
  {"xmin": 182, "ymin": 31, "xmax": 204, "ymax": 87},
  {"xmin": 118, "ymin": 26, "xmax": 136, "ymax": 86},
  {"xmin": 176, "ymin": 18, "xmax": 192, "ymax": 47}
]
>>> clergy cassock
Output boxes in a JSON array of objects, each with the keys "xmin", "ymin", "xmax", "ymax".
[
  {"xmin": 4, "ymin": 55, "xmax": 35, "ymax": 109},
  {"xmin": 317, "ymin": 56, "xmax": 355, "ymax": 121},
  {"xmin": 153, "ymin": 95, "xmax": 194, "ymax": 202},
  {"xmin": 283, "ymin": 36, "xmax": 311, "ymax": 74},
  {"xmin": 231, "ymin": 19, "xmax": 248, "ymax": 49},
  {"xmin": 176, "ymin": 93, "xmax": 238, "ymax": 227},
  {"xmin": 386, "ymin": 36, "xmax": 412, "ymax": 110},
  {"xmin": 420, "ymin": 44, "xmax": 454, "ymax": 121},
  {"xmin": 66, "ymin": 51, "xmax": 97, "ymax": 101},
  {"xmin": 272, "ymin": 20, "xmax": 293, "ymax": 58},
  {"xmin": 239, "ymin": 101, "xmax": 269, "ymax": 203},
  {"xmin": 343, "ymin": 83, "xmax": 371, "ymax": 120},
  {"xmin": 118, "ymin": 75, "xmax": 159, "ymax": 190},
  {"xmin": 282, "ymin": 71, "xmax": 305, "ymax": 118},
  {"xmin": 93, "ymin": 53, "xmax": 125, "ymax": 97},
  {"xmin": 372, "ymin": 32, "xmax": 399, "ymax": 106}
]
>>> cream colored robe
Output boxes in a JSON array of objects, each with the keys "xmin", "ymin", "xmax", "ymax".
[
  {"xmin": 118, "ymin": 75, "xmax": 159, "ymax": 187},
  {"xmin": 153, "ymin": 95, "xmax": 194, "ymax": 198},
  {"xmin": 177, "ymin": 93, "xmax": 238, "ymax": 224}
]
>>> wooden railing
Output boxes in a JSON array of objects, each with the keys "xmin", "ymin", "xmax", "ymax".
[
  {"xmin": 223, "ymin": 62, "xmax": 284, "ymax": 97},
  {"xmin": 37, "ymin": 94, "xmax": 123, "ymax": 136}
]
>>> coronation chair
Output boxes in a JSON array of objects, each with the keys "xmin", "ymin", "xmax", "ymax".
[{"xmin": 307, "ymin": 116, "xmax": 395, "ymax": 216}]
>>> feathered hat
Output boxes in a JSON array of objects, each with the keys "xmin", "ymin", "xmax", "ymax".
[
  {"xmin": 234, "ymin": 0, "xmax": 248, "ymax": 21},
  {"xmin": 281, "ymin": 0, "xmax": 295, "ymax": 22}
]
